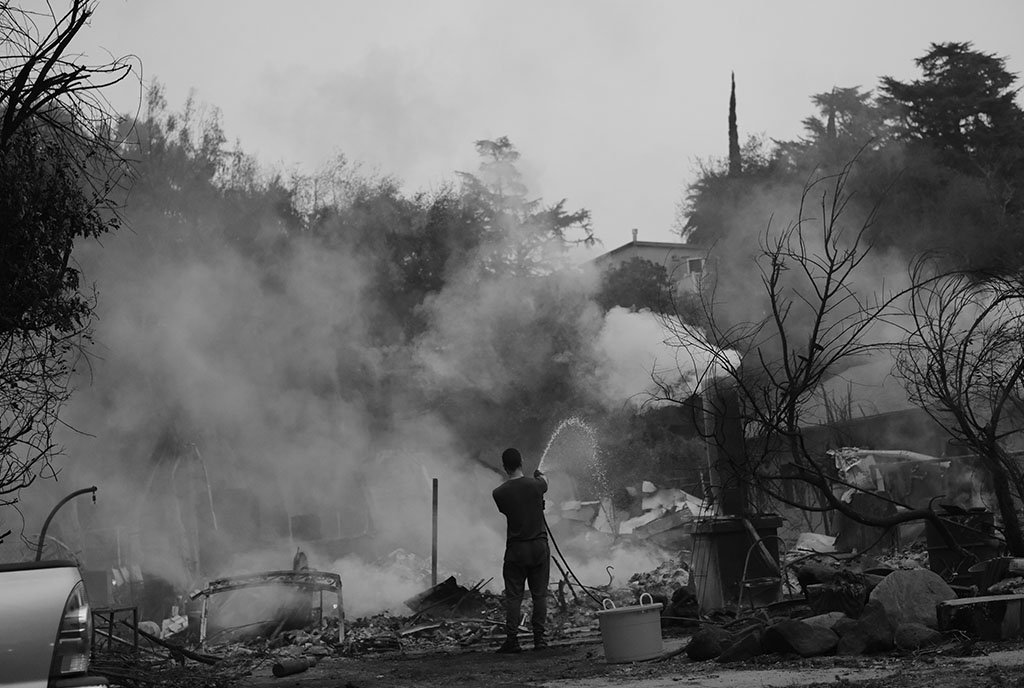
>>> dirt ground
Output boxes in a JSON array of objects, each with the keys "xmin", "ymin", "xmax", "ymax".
[{"xmin": 227, "ymin": 635, "xmax": 1024, "ymax": 688}]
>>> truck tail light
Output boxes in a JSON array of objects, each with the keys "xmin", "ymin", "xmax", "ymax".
[{"xmin": 50, "ymin": 580, "xmax": 92, "ymax": 678}]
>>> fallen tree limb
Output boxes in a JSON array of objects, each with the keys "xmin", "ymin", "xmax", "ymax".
[{"xmin": 787, "ymin": 462, "xmax": 978, "ymax": 563}]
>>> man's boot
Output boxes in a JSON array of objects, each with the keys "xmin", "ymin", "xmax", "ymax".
[
  {"xmin": 533, "ymin": 631, "xmax": 548, "ymax": 651},
  {"xmin": 496, "ymin": 637, "xmax": 522, "ymax": 654}
]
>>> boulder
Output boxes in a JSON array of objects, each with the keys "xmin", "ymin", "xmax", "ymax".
[
  {"xmin": 685, "ymin": 625, "xmax": 733, "ymax": 661},
  {"xmin": 832, "ymin": 616, "xmax": 860, "ymax": 638},
  {"xmin": 858, "ymin": 598, "xmax": 895, "ymax": 645},
  {"xmin": 763, "ymin": 619, "xmax": 838, "ymax": 657},
  {"xmin": 893, "ymin": 622, "xmax": 942, "ymax": 650},
  {"xmin": 832, "ymin": 600, "xmax": 893, "ymax": 656},
  {"xmin": 802, "ymin": 611, "xmax": 847, "ymax": 630},
  {"xmin": 868, "ymin": 569, "xmax": 956, "ymax": 629},
  {"xmin": 716, "ymin": 630, "xmax": 763, "ymax": 663},
  {"xmin": 861, "ymin": 573, "xmax": 888, "ymax": 594},
  {"xmin": 836, "ymin": 628, "xmax": 869, "ymax": 656}
]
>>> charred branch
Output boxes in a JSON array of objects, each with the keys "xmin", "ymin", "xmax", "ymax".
[{"xmin": 656, "ymin": 158, "xmax": 973, "ymax": 540}]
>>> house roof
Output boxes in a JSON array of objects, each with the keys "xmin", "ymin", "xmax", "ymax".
[{"xmin": 593, "ymin": 240, "xmax": 708, "ymax": 262}]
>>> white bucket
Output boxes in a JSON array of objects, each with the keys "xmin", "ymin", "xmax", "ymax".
[{"xmin": 596, "ymin": 593, "xmax": 664, "ymax": 663}]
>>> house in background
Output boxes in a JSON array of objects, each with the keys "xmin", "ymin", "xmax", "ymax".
[{"xmin": 590, "ymin": 229, "xmax": 708, "ymax": 293}]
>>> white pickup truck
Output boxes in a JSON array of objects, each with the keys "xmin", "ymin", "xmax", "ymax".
[{"xmin": 0, "ymin": 560, "xmax": 108, "ymax": 688}]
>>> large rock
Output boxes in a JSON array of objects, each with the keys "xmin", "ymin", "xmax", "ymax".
[
  {"xmin": 893, "ymin": 622, "xmax": 942, "ymax": 650},
  {"xmin": 802, "ymin": 611, "xmax": 847, "ymax": 630},
  {"xmin": 836, "ymin": 628, "xmax": 869, "ymax": 656},
  {"xmin": 868, "ymin": 569, "xmax": 956, "ymax": 629},
  {"xmin": 833, "ymin": 600, "xmax": 893, "ymax": 655},
  {"xmin": 763, "ymin": 619, "xmax": 838, "ymax": 657},
  {"xmin": 685, "ymin": 625, "xmax": 733, "ymax": 661},
  {"xmin": 832, "ymin": 616, "xmax": 860, "ymax": 637},
  {"xmin": 716, "ymin": 630, "xmax": 763, "ymax": 663}
]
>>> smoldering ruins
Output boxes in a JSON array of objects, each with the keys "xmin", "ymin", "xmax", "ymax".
[{"xmin": 5, "ymin": 5, "xmax": 1024, "ymax": 685}]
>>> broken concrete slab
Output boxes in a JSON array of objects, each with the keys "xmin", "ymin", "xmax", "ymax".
[{"xmin": 867, "ymin": 568, "xmax": 956, "ymax": 628}]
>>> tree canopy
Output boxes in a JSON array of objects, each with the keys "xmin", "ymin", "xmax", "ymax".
[
  {"xmin": 594, "ymin": 257, "xmax": 674, "ymax": 314},
  {"xmin": 0, "ymin": 0, "xmax": 130, "ymax": 514},
  {"xmin": 683, "ymin": 42, "xmax": 1024, "ymax": 274}
]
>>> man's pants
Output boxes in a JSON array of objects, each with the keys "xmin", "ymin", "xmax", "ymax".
[{"xmin": 502, "ymin": 539, "xmax": 550, "ymax": 642}]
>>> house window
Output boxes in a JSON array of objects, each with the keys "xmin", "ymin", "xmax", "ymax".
[{"xmin": 688, "ymin": 258, "xmax": 703, "ymax": 274}]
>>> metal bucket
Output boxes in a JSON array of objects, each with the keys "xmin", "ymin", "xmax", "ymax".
[{"xmin": 596, "ymin": 593, "xmax": 664, "ymax": 663}]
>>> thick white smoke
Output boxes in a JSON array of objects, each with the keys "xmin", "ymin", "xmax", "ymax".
[{"xmin": 592, "ymin": 307, "xmax": 736, "ymax": 406}]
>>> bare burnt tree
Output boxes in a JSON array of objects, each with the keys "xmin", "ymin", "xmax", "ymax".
[
  {"xmin": 658, "ymin": 161, "xmax": 967, "ymax": 550},
  {"xmin": 896, "ymin": 265, "xmax": 1024, "ymax": 554},
  {"xmin": 0, "ymin": 1, "xmax": 131, "ymax": 154},
  {"xmin": 0, "ymin": 1, "xmax": 132, "ymax": 508}
]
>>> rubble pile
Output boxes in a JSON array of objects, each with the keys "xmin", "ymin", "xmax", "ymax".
[
  {"xmin": 88, "ymin": 536, "xmax": 1024, "ymax": 686},
  {"xmin": 872, "ymin": 541, "xmax": 931, "ymax": 572},
  {"xmin": 684, "ymin": 566, "xmax": 953, "ymax": 664},
  {"xmin": 625, "ymin": 552, "xmax": 690, "ymax": 596},
  {"xmin": 616, "ymin": 483, "xmax": 706, "ymax": 548},
  {"xmin": 345, "ymin": 581, "xmax": 618, "ymax": 654},
  {"xmin": 683, "ymin": 546, "xmax": 1024, "ymax": 665},
  {"xmin": 344, "ymin": 607, "xmax": 505, "ymax": 654}
]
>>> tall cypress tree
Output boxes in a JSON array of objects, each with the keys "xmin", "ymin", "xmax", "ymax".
[{"xmin": 728, "ymin": 71, "xmax": 741, "ymax": 176}]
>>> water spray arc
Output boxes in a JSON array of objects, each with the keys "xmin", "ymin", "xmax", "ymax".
[{"xmin": 538, "ymin": 417, "xmax": 606, "ymax": 607}]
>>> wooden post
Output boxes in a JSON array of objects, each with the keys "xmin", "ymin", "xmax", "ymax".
[{"xmin": 431, "ymin": 478, "xmax": 439, "ymax": 587}]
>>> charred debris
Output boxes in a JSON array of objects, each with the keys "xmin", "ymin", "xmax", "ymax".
[
  {"xmin": 79, "ymin": 388, "xmax": 1024, "ymax": 684},
  {"xmin": 85, "ymin": 455, "xmax": 1024, "ymax": 687}
]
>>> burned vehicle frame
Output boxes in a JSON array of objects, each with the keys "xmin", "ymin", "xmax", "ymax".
[{"xmin": 190, "ymin": 569, "xmax": 345, "ymax": 645}]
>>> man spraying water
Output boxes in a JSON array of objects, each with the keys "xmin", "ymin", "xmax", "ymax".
[{"xmin": 492, "ymin": 447, "xmax": 550, "ymax": 653}]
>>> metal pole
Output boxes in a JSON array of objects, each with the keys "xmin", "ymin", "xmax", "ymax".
[{"xmin": 431, "ymin": 478, "xmax": 438, "ymax": 587}]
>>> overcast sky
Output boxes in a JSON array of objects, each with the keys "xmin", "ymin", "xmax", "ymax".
[{"xmin": 81, "ymin": 1, "xmax": 1024, "ymax": 253}]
